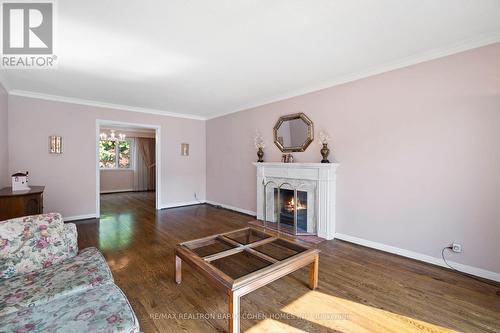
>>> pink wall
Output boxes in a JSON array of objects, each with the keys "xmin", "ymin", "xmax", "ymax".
[
  {"xmin": 207, "ymin": 43, "xmax": 500, "ymax": 274},
  {"xmin": 0, "ymin": 84, "xmax": 7, "ymax": 187},
  {"xmin": 8, "ymin": 95, "xmax": 206, "ymax": 219},
  {"xmin": 100, "ymin": 170, "xmax": 134, "ymax": 193}
]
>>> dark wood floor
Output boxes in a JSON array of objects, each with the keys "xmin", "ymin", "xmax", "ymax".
[{"xmin": 75, "ymin": 192, "xmax": 500, "ymax": 333}]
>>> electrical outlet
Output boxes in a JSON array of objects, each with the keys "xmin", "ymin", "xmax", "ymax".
[{"xmin": 452, "ymin": 243, "xmax": 462, "ymax": 253}]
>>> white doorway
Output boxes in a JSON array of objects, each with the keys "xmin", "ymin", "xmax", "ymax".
[{"xmin": 95, "ymin": 120, "xmax": 161, "ymax": 217}]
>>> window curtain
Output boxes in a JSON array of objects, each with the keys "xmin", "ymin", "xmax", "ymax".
[{"xmin": 133, "ymin": 138, "xmax": 156, "ymax": 191}]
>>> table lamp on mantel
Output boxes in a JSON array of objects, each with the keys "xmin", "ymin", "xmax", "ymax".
[
  {"xmin": 254, "ymin": 130, "xmax": 265, "ymax": 163},
  {"xmin": 318, "ymin": 131, "xmax": 331, "ymax": 163}
]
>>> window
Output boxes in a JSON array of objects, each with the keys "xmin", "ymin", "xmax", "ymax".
[{"xmin": 99, "ymin": 139, "xmax": 134, "ymax": 169}]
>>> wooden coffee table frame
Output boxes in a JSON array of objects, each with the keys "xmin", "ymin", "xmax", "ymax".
[{"xmin": 174, "ymin": 227, "xmax": 319, "ymax": 333}]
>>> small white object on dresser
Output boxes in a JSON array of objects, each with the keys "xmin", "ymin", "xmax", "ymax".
[{"xmin": 11, "ymin": 171, "xmax": 30, "ymax": 191}]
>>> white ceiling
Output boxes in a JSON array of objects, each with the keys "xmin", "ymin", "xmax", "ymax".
[{"xmin": 1, "ymin": 0, "xmax": 500, "ymax": 119}]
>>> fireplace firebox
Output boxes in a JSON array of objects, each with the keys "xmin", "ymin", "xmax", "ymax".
[{"xmin": 273, "ymin": 188, "xmax": 309, "ymax": 234}]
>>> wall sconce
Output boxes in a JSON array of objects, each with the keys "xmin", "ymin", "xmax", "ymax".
[
  {"xmin": 181, "ymin": 143, "xmax": 189, "ymax": 156},
  {"xmin": 49, "ymin": 136, "xmax": 63, "ymax": 154}
]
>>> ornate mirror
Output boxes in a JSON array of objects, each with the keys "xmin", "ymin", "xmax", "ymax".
[{"xmin": 273, "ymin": 113, "xmax": 314, "ymax": 152}]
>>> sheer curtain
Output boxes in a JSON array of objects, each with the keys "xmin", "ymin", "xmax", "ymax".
[{"xmin": 133, "ymin": 137, "xmax": 156, "ymax": 191}]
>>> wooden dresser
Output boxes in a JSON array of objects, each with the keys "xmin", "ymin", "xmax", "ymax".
[{"xmin": 0, "ymin": 186, "xmax": 45, "ymax": 220}]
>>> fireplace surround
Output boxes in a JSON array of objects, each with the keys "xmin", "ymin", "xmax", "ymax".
[{"xmin": 254, "ymin": 162, "xmax": 339, "ymax": 240}]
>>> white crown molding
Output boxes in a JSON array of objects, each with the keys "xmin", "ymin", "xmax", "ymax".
[
  {"xmin": 0, "ymin": 73, "xmax": 10, "ymax": 92},
  {"xmin": 3, "ymin": 33, "xmax": 500, "ymax": 121},
  {"xmin": 206, "ymin": 33, "xmax": 500, "ymax": 120},
  {"xmin": 8, "ymin": 89, "xmax": 207, "ymax": 121},
  {"xmin": 335, "ymin": 233, "xmax": 500, "ymax": 282}
]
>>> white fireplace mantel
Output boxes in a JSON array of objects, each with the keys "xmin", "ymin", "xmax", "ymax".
[{"xmin": 253, "ymin": 162, "xmax": 339, "ymax": 240}]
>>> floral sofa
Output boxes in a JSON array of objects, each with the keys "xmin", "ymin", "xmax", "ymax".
[{"xmin": 0, "ymin": 213, "xmax": 140, "ymax": 333}]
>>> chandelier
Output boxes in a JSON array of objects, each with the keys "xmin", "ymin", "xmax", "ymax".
[{"xmin": 100, "ymin": 129, "xmax": 126, "ymax": 142}]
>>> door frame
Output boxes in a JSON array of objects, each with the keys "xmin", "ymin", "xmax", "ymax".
[{"xmin": 96, "ymin": 119, "xmax": 161, "ymax": 217}]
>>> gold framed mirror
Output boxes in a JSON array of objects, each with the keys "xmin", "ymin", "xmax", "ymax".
[{"xmin": 273, "ymin": 113, "xmax": 314, "ymax": 152}]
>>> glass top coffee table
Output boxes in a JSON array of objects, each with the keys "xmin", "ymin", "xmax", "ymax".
[{"xmin": 174, "ymin": 227, "xmax": 320, "ymax": 333}]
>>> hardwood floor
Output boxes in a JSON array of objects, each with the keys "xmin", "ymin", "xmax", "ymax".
[{"xmin": 75, "ymin": 192, "xmax": 500, "ymax": 333}]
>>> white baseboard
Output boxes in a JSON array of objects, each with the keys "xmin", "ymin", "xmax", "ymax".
[
  {"xmin": 205, "ymin": 200, "xmax": 257, "ymax": 216},
  {"xmin": 64, "ymin": 214, "xmax": 97, "ymax": 222},
  {"xmin": 159, "ymin": 201, "xmax": 204, "ymax": 209},
  {"xmin": 100, "ymin": 189, "xmax": 134, "ymax": 194},
  {"xmin": 335, "ymin": 233, "xmax": 500, "ymax": 282},
  {"xmin": 158, "ymin": 200, "xmax": 257, "ymax": 216},
  {"xmin": 61, "ymin": 202, "xmax": 499, "ymax": 282}
]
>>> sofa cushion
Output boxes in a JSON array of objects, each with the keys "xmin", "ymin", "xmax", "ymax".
[
  {"xmin": 0, "ymin": 283, "xmax": 140, "ymax": 333},
  {"xmin": 0, "ymin": 213, "xmax": 65, "ymax": 246},
  {"xmin": 0, "ymin": 247, "xmax": 113, "ymax": 316},
  {"xmin": 0, "ymin": 214, "xmax": 77, "ymax": 279}
]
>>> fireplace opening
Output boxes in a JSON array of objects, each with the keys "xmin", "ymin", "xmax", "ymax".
[{"xmin": 273, "ymin": 188, "xmax": 308, "ymax": 234}]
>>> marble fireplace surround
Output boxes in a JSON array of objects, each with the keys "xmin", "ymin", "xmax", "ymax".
[{"xmin": 254, "ymin": 162, "xmax": 339, "ymax": 240}]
